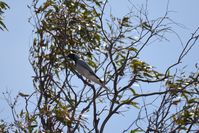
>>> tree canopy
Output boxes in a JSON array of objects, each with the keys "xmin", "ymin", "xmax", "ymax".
[{"xmin": 1, "ymin": 0, "xmax": 199, "ymax": 133}]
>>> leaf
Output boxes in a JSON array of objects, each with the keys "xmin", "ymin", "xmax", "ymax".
[
  {"xmin": 188, "ymin": 98, "xmax": 198, "ymax": 104},
  {"xmin": 121, "ymin": 100, "xmax": 140, "ymax": 109},
  {"xmin": 143, "ymin": 72, "xmax": 154, "ymax": 78},
  {"xmin": 19, "ymin": 92, "xmax": 29, "ymax": 97},
  {"xmin": 30, "ymin": 125, "xmax": 38, "ymax": 128},
  {"xmin": 141, "ymin": 22, "xmax": 151, "ymax": 30},
  {"xmin": 122, "ymin": 17, "xmax": 129, "ymax": 23},
  {"xmin": 0, "ymin": 1, "xmax": 9, "ymax": 10},
  {"xmin": 130, "ymin": 128, "xmax": 143, "ymax": 133},
  {"xmin": 121, "ymin": 17, "xmax": 130, "ymax": 27},
  {"xmin": 128, "ymin": 47, "xmax": 138, "ymax": 52},
  {"xmin": 130, "ymin": 59, "xmax": 143, "ymax": 71},
  {"xmin": 184, "ymin": 110, "xmax": 190, "ymax": 118},
  {"xmin": 130, "ymin": 101, "xmax": 140, "ymax": 109},
  {"xmin": 20, "ymin": 110, "xmax": 24, "ymax": 118},
  {"xmin": 87, "ymin": 58, "xmax": 97, "ymax": 68},
  {"xmin": 0, "ymin": 20, "xmax": 8, "ymax": 30},
  {"xmin": 181, "ymin": 92, "xmax": 189, "ymax": 101},
  {"xmin": 130, "ymin": 88, "xmax": 138, "ymax": 96},
  {"xmin": 93, "ymin": 0, "xmax": 102, "ymax": 7}
]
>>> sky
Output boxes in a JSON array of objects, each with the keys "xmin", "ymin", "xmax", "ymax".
[
  {"xmin": 0, "ymin": 0, "xmax": 198, "ymax": 132},
  {"xmin": 0, "ymin": 0, "xmax": 33, "ymax": 121}
]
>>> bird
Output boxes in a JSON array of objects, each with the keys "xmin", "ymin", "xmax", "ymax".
[{"xmin": 67, "ymin": 53, "xmax": 109, "ymax": 92}]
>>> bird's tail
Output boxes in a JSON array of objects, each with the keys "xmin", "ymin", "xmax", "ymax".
[
  {"xmin": 91, "ymin": 75, "xmax": 111, "ymax": 93},
  {"xmin": 101, "ymin": 84, "xmax": 111, "ymax": 93},
  {"xmin": 98, "ymin": 80, "xmax": 111, "ymax": 93}
]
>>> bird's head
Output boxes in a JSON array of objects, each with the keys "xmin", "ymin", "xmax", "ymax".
[{"xmin": 68, "ymin": 53, "xmax": 80, "ymax": 61}]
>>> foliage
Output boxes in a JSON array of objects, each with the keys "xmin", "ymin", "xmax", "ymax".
[
  {"xmin": 0, "ymin": 1, "xmax": 9, "ymax": 30},
  {"xmin": 2, "ymin": 0, "xmax": 199, "ymax": 133},
  {"xmin": 0, "ymin": 120, "xmax": 8, "ymax": 133}
]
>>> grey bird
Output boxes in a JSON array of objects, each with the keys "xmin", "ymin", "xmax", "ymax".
[{"xmin": 68, "ymin": 53, "xmax": 109, "ymax": 92}]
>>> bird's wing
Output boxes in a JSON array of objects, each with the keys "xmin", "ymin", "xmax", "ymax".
[
  {"xmin": 76, "ymin": 60, "xmax": 96, "ymax": 76},
  {"xmin": 75, "ymin": 60, "xmax": 110, "ymax": 92}
]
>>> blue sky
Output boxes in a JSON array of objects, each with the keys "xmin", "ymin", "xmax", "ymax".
[{"xmin": 0, "ymin": 0, "xmax": 198, "ymax": 132}]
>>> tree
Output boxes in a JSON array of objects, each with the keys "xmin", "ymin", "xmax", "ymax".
[{"xmin": 2, "ymin": 0, "xmax": 199, "ymax": 132}]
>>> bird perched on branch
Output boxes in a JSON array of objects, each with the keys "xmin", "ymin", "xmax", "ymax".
[{"xmin": 68, "ymin": 53, "xmax": 109, "ymax": 92}]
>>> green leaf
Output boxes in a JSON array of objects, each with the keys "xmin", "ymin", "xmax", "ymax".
[
  {"xmin": 130, "ymin": 128, "xmax": 143, "ymax": 133},
  {"xmin": 0, "ymin": 1, "xmax": 9, "ymax": 10},
  {"xmin": 55, "ymin": 69, "xmax": 60, "ymax": 79},
  {"xmin": 141, "ymin": 22, "xmax": 151, "ymax": 30},
  {"xmin": 87, "ymin": 58, "xmax": 97, "ymax": 68},
  {"xmin": 181, "ymin": 92, "xmax": 188, "ymax": 101},
  {"xmin": 121, "ymin": 100, "xmax": 140, "ymax": 109},
  {"xmin": 130, "ymin": 88, "xmax": 138, "ymax": 96},
  {"xmin": 20, "ymin": 110, "xmax": 24, "ymax": 118},
  {"xmin": 93, "ymin": 0, "xmax": 102, "ymax": 7},
  {"xmin": 143, "ymin": 72, "xmax": 154, "ymax": 78},
  {"xmin": 128, "ymin": 47, "xmax": 138, "ymax": 52},
  {"xmin": 130, "ymin": 101, "xmax": 140, "ymax": 109},
  {"xmin": 188, "ymin": 98, "xmax": 198, "ymax": 104}
]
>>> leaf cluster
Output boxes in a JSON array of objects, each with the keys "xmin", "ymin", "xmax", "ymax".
[{"xmin": 0, "ymin": 1, "xmax": 9, "ymax": 30}]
